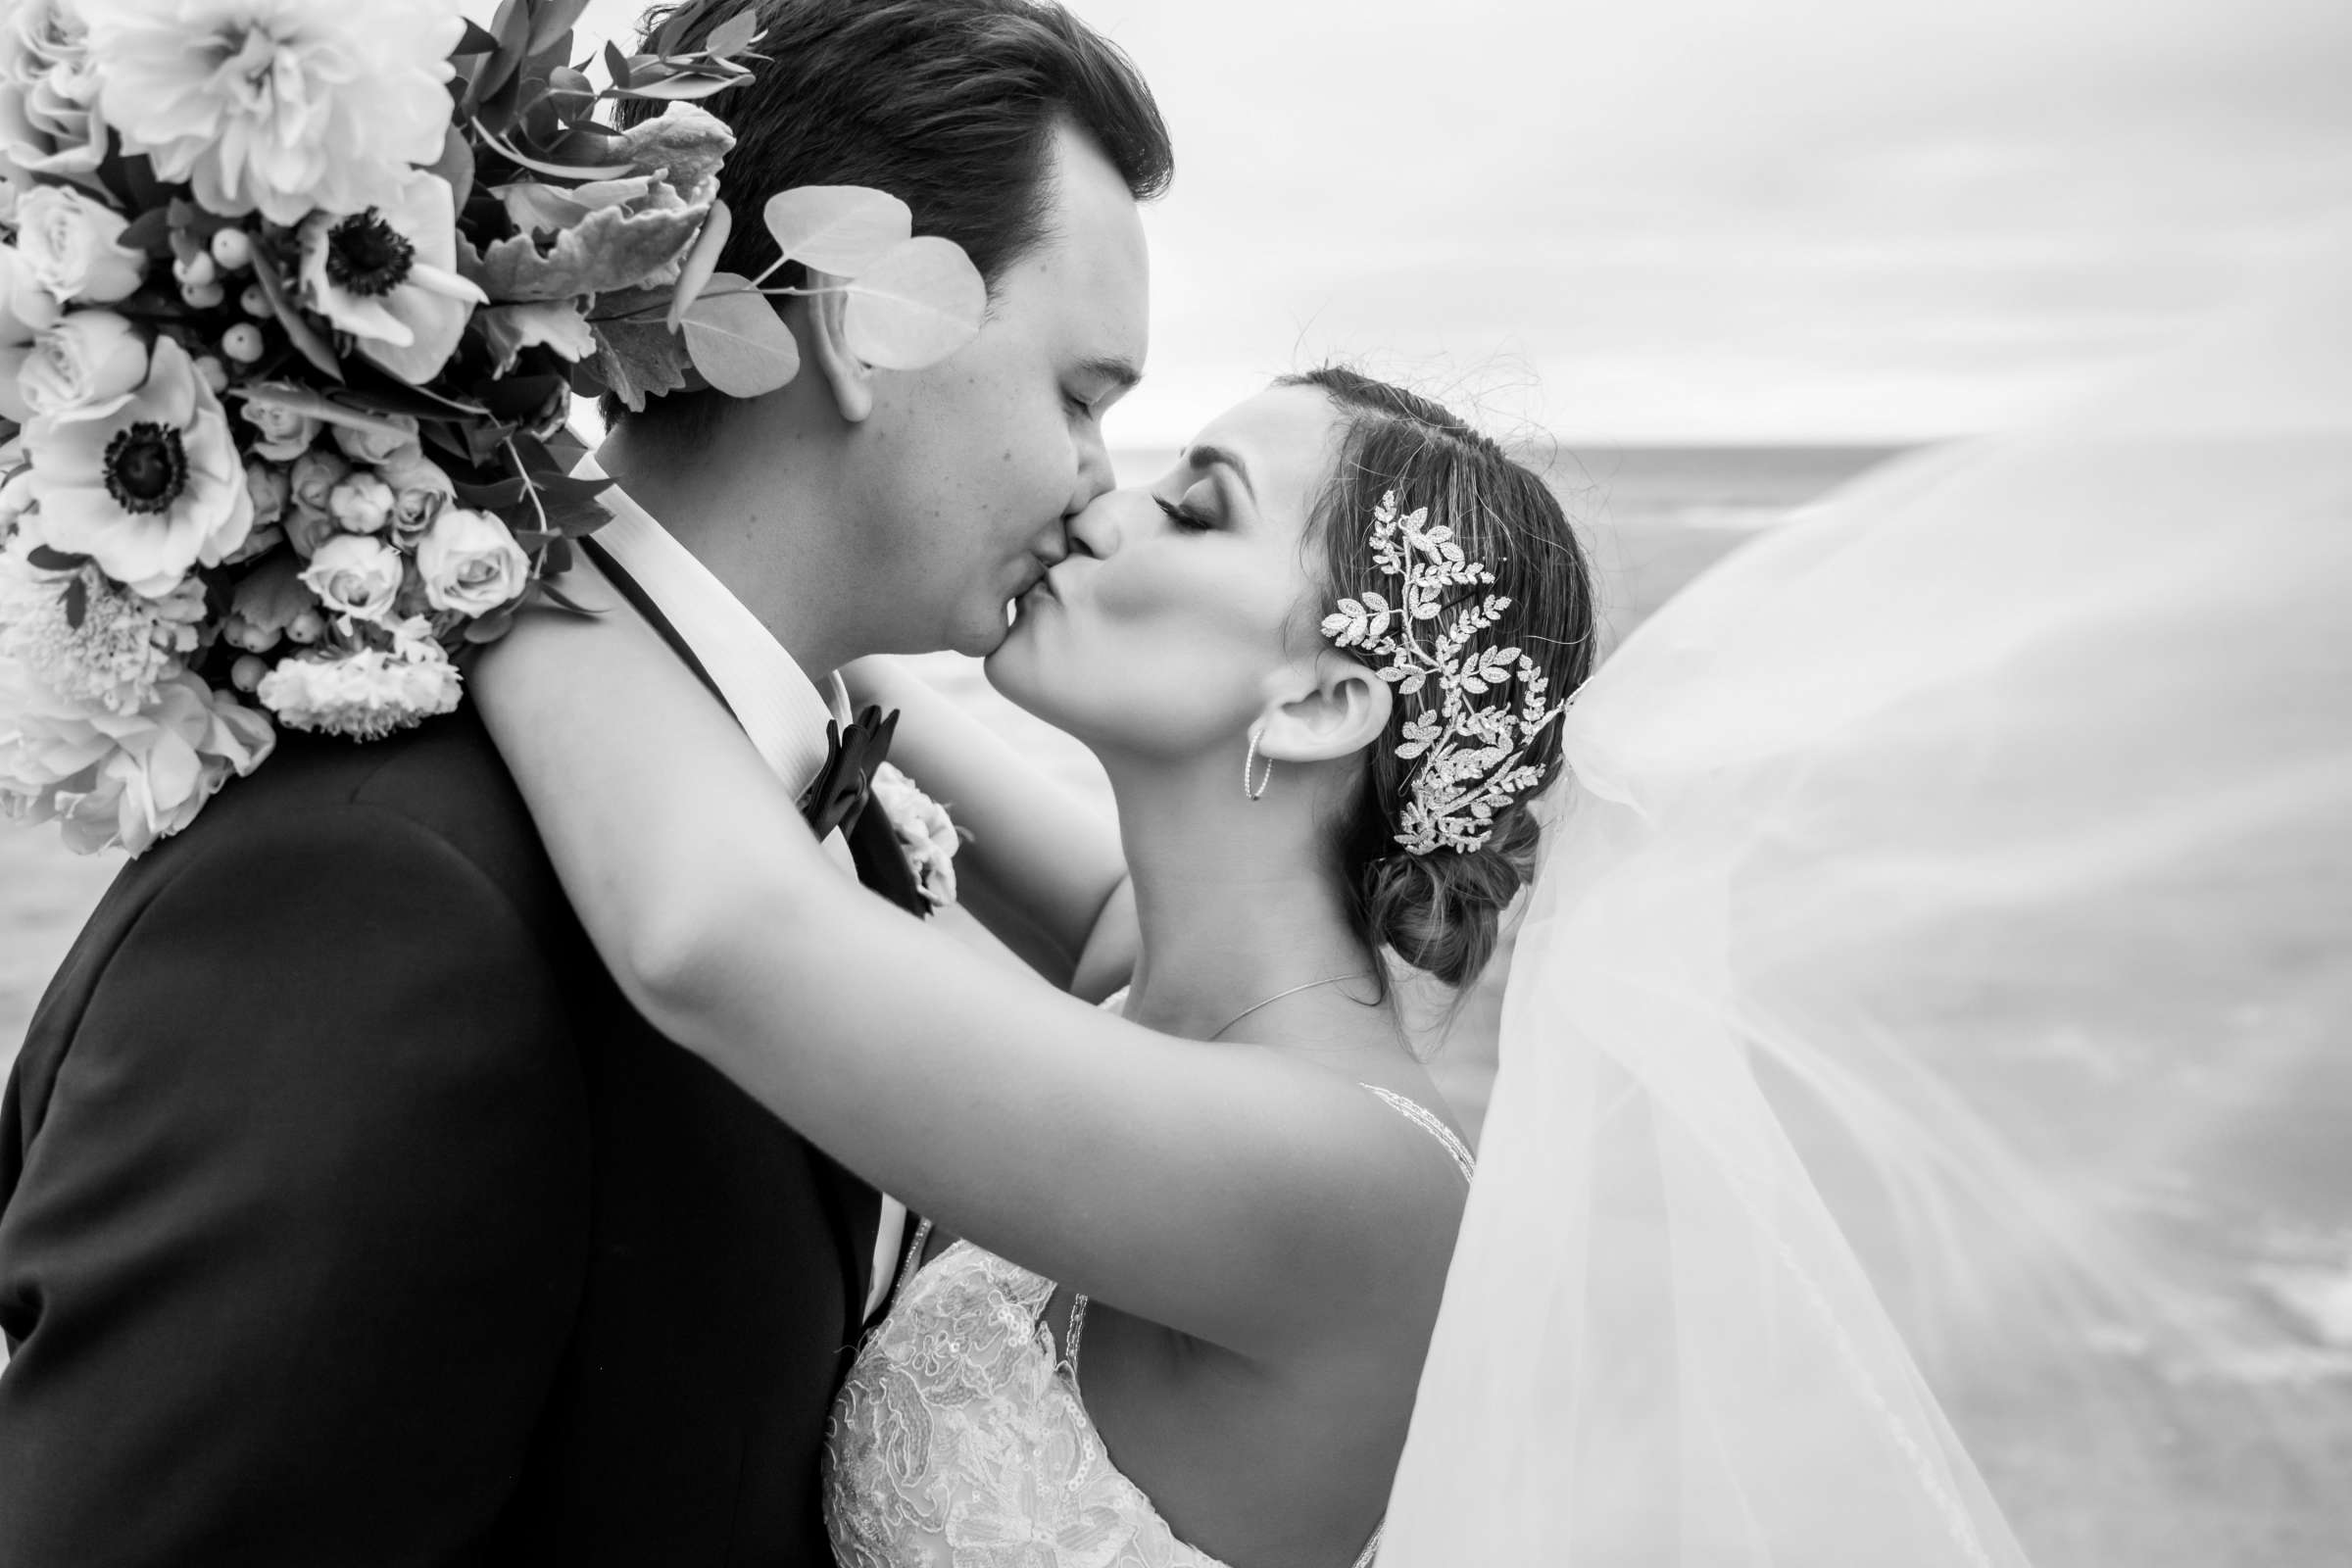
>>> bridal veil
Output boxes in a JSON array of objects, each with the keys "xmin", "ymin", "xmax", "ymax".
[{"xmin": 1381, "ymin": 241, "xmax": 2352, "ymax": 1563}]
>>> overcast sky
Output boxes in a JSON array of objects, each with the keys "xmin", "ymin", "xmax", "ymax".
[{"xmin": 570, "ymin": 0, "xmax": 2351, "ymax": 444}]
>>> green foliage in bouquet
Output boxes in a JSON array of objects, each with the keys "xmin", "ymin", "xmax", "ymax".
[{"xmin": 0, "ymin": 0, "xmax": 986, "ymax": 856}]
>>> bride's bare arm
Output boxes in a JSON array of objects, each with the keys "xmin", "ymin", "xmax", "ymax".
[
  {"xmin": 839, "ymin": 657, "xmax": 1137, "ymax": 997},
  {"xmin": 472, "ymin": 575, "xmax": 1457, "ymax": 1362}
]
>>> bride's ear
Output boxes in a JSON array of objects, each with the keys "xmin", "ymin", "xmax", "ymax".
[
  {"xmin": 803, "ymin": 267, "xmax": 876, "ymax": 424},
  {"xmin": 1254, "ymin": 655, "xmax": 1395, "ymax": 765}
]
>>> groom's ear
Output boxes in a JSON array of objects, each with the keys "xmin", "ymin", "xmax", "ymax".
[
  {"xmin": 1254, "ymin": 654, "xmax": 1395, "ymax": 766},
  {"xmin": 804, "ymin": 267, "xmax": 877, "ymax": 424}
]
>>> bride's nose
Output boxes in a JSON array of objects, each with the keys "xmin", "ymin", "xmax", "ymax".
[{"xmin": 1064, "ymin": 488, "xmax": 1143, "ymax": 560}]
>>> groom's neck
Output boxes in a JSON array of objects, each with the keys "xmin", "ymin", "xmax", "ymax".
[{"xmin": 595, "ymin": 412, "xmax": 865, "ymax": 680}]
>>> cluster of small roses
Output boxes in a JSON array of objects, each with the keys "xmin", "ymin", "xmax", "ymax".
[
  {"xmin": 0, "ymin": 0, "xmax": 984, "ymax": 857},
  {"xmin": 1320, "ymin": 491, "xmax": 1564, "ymax": 856}
]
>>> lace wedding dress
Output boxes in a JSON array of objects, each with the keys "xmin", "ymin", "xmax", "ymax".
[{"xmin": 823, "ymin": 1074, "xmax": 1472, "ymax": 1568}]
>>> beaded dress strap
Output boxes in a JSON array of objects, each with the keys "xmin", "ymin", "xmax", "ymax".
[{"xmin": 1357, "ymin": 1084, "xmax": 1476, "ymax": 1184}]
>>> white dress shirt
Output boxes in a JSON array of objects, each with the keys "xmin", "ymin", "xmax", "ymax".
[{"xmin": 585, "ymin": 466, "xmax": 909, "ymax": 1325}]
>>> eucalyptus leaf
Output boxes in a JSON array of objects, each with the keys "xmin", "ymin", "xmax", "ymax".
[
  {"xmin": 681, "ymin": 278, "xmax": 802, "ymax": 397},
  {"xmin": 610, "ymin": 74, "xmax": 742, "ymax": 103},
  {"xmin": 841, "ymin": 237, "xmax": 986, "ymax": 370},
  {"xmin": 603, "ymin": 39, "xmax": 633, "ymax": 89},
  {"xmin": 762, "ymin": 186, "xmax": 910, "ymax": 277},
  {"xmin": 705, "ymin": 7, "xmax": 760, "ymax": 59},
  {"xmin": 525, "ymin": 0, "xmax": 596, "ymax": 57}
]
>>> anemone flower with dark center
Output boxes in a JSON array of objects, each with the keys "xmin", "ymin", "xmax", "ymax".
[
  {"xmin": 299, "ymin": 169, "xmax": 485, "ymax": 385},
  {"xmin": 324, "ymin": 211, "xmax": 416, "ymax": 299},
  {"xmin": 101, "ymin": 421, "xmax": 188, "ymax": 514}
]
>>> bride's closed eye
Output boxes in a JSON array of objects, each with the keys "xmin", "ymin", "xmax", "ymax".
[{"xmin": 1153, "ymin": 493, "xmax": 1218, "ymax": 533}]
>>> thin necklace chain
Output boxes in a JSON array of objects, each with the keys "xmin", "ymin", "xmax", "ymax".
[{"xmin": 1206, "ymin": 973, "xmax": 1377, "ymax": 1041}]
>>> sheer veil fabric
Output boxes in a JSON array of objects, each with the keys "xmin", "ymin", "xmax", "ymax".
[{"xmin": 1381, "ymin": 243, "xmax": 2352, "ymax": 1563}]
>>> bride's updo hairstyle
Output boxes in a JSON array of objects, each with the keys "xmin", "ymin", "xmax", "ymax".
[{"xmin": 1285, "ymin": 368, "xmax": 1597, "ymax": 988}]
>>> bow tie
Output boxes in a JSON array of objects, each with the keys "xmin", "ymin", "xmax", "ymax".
[{"xmin": 800, "ymin": 705, "xmax": 900, "ymax": 841}]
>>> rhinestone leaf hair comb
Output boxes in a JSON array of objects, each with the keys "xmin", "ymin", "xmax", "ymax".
[{"xmin": 1320, "ymin": 491, "xmax": 1565, "ymax": 856}]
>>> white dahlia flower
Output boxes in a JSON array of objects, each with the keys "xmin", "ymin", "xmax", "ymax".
[{"xmin": 78, "ymin": 0, "xmax": 465, "ymax": 225}]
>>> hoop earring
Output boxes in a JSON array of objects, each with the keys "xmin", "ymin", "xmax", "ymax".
[{"xmin": 1244, "ymin": 732, "xmax": 1275, "ymax": 801}]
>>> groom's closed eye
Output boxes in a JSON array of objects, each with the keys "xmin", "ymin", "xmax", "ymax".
[{"xmin": 1066, "ymin": 355, "xmax": 1144, "ymax": 417}]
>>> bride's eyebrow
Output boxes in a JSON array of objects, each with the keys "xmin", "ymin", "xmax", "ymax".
[{"xmin": 1181, "ymin": 444, "xmax": 1255, "ymax": 502}]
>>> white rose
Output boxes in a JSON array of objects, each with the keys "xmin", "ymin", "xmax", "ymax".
[
  {"xmin": 329, "ymin": 414, "xmax": 419, "ymax": 467},
  {"xmin": 15, "ymin": 183, "xmax": 143, "ymax": 304},
  {"xmin": 869, "ymin": 761, "xmax": 962, "ymax": 908},
  {"xmin": 245, "ymin": 460, "xmax": 288, "ymax": 529},
  {"xmin": 18, "ymin": 308, "xmax": 145, "ymax": 421},
  {"xmin": 378, "ymin": 449, "xmax": 453, "ymax": 545},
  {"xmin": 0, "ymin": 663, "xmax": 273, "ymax": 857},
  {"xmin": 281, "ymin": 503, "xmax": 337, "ymax": 560},
  {"xmin": 416, "ymin": 507, "xmax": 528, "ymax": 617},
  {"xmin": 327, "ymin": 469, "xmax": 394, "ymax": 534},
  {"xmin": 0, "ymin": 244, "xmax": 60, "ymax": 421},
  {"xmin": 287, "ymin": 447, "xmax": 348, "ymax": 514},
  {"xmin": 240, "ymin": 383, "xmax": 322, "ymax": 462},
  {"xmin": 0, "ymin": 0, "xmax": 109, "ymax": 179},
  {"xmin": 298, "ymin": 532, "xmax": 403, "ymax": 621}
]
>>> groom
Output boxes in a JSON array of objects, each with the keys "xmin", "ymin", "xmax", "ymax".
[{"xmin": 0, "ymin": 2, "xmax": 1162, "ymax": 1562}]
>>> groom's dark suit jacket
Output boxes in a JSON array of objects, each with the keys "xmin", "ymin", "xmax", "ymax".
[{"xmin": 0, "ymin": 576, "xmax": 920, "ymax": 1565}]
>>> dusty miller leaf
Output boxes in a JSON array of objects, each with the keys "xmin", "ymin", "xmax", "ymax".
[
  {"xmin": 478, "ymin": 300, "xmax": 597, "ymax": 375},
  {"xmin": 588, "ymin": 318, "xmax": 691, "ymax": 414},
  {"xmin": 472, "ymin": 188, "xmax": 708, "ymax": 300},
  {"xmin": 841, "ymin": 236, "xmax": 985, "ymax": 370}
]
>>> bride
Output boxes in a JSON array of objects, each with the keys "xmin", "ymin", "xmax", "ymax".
[{"xmin": 476, "ymin": 366, "xmax": 1596, "ymax": 1567}]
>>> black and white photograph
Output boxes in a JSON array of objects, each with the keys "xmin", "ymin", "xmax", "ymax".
[{"xmin": 0, "ymin": 0, "xmax": 2345, "ymax": 1561}]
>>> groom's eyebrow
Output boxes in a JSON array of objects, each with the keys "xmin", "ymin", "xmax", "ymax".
[{"xmin": 1076, "ymin": 355, "xmax": 1144, "ymax": 394}]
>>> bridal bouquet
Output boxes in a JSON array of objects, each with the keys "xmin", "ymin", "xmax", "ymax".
[{"xmin": 0, "ymin": 0, "xmax": 984, "ymax": 856}]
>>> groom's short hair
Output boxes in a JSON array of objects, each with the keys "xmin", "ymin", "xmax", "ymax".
[{"xmin": 607, "ymin": 0, "xmax": 1171, "ymax": 426}]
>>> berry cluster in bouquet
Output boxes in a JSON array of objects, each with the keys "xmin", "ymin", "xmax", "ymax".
[{"xmin": 0, "ymin": 0, "xmax": 983, "ymax": 856}]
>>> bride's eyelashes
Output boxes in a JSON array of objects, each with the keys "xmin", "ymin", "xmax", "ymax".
[{"xmin": 1153, "ymin": 496, "xmax": 1216, "ymax": 533}]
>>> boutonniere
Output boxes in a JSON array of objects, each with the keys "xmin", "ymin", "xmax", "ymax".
[{"xmin": 868, "ymin": 761, "xmax": 962, "ymax": 910}]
